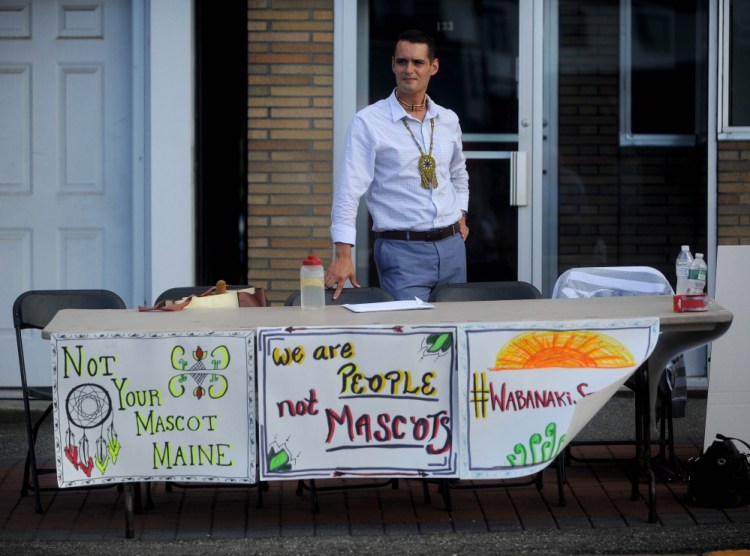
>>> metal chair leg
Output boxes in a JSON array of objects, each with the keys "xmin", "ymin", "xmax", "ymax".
[
  {"xmin": 22, "ymin": 402, "xmax": 53, "ymax": 514},
  {"xmin": 438, "ymin": 478, "xmax": 452, "ymax": 511},
  {"xmin": 422, "ymin": 479, "xmax": 432, "ymax": 504},
  {"xmin": 640, "ymin": 366, "xmax": 657, "ymax": 523},
  {"xmin": 124, "ymin": 484, "xmax": 135, "ymax": 539},
  {"xmin": 256, "ymin": 481, "xmax": 265, "ymax": 509},
  {"xmin": 556, "ymin": 454, "xmax": 567, "ymax": 507},
  {"xmin": 632, "ymin": 364, "xmax": 645, "ymax": 501}
]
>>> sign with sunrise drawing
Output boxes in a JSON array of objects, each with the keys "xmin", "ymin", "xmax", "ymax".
[{"xmin": 458, "ymin": 318, "xmax": 659, "ymax": 479}]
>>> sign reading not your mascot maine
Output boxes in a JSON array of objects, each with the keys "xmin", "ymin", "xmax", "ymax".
[
  {"xmin": 51, "ymin": 332, "xmax": 255, "ymax": 487},
  {"xmin": 257, "ymin": 325, "xmax": 458, "ymax": 480},
  {"xmin": 459, "ymin": 318, "xmax": 659, "ymax": 479}
]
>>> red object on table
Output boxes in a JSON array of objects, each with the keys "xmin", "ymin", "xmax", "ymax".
[{"xmin": 673, "ymin": 293, "xmax": 708, "ymax": 312}]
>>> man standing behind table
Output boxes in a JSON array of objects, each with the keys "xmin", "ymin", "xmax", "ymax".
[{"xmin": 325, "ymin": 29, "xmax": 470, "ymax": 301}]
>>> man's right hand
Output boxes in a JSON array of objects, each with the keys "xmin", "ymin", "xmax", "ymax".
[{"xmin": 325, "ymin": 243, "xmax": 360, "ymax": 299}]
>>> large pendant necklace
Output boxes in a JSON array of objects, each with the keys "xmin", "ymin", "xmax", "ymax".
[{"xmin": 401, "ymin": 117, "xmax": 438, "ymax": 189}]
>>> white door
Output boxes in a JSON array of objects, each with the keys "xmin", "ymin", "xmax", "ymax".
[{"xmin": 0, "ymin": 0, "xmax": 133, "ymax": 386}]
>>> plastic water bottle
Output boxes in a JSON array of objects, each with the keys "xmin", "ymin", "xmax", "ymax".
[
  {"xmin": 300, "ymin": 254, "xmax": 325, "ymax": 309},
  {"xmin": 675, "ymin": 245, "xmax": 693, "ymax": 295},
  {"xmin": 686, "ymin": 253, "xmax": 707, "ymax": 294}
]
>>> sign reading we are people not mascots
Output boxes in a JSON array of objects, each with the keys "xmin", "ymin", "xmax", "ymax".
[
  {"xmin": 257, "ymin": 326, "xmax": 459, "ymax": 480},
  {"xmin": 51, "ymin": 332, "xmax": 256, "ymax": 487}
]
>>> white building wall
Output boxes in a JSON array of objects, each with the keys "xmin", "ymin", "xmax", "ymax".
[{"xmin": 146, "ymin": 0, "xmax": 195, "ymax": 304}]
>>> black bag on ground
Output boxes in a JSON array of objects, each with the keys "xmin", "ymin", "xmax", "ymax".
[{"xmin": 686, "ymin": 434, "xmax": 750, "ymax": 508}]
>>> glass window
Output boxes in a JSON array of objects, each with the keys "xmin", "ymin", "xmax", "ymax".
[
  {"xmin": 720, "ymin": 0, "xmax": 750, "ymax": 136},
  {"xmin": 620, "ymin": 0, "xmax": 707, "ymax": 146},
  {"xmin": 729, "ymin": 0, "xmax": 750, "ymax": 124}
]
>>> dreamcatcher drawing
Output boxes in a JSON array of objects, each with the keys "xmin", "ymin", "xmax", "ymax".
[
  {"xmin": 168, "ymin": 345, "xmax": 229, "ymax": 400},
  {"xmin": 65, "ymin": 383, "xmax": 120, "ymax": 477}
]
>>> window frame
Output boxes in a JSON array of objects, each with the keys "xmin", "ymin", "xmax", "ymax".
[
  {"xmin": 718, "ymin": 0, "xmax": 750, "ymax": 138},
  {"xmin": 619, "ymin": 0, "xmax": 704, "ymax": 147}
]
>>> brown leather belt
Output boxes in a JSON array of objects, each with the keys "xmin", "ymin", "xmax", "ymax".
[{"xmin": 377, "ymin": 221, "xmax": 460, "ymax": 242}]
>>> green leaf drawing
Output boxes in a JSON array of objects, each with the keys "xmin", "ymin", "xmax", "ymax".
[
  {"xmin": 426, "ymin": 333, "xmax": 452, "ymax": 353},
  {"xmin": 268, "ymin": 447, "xmax": 292, "ymax": 472}
]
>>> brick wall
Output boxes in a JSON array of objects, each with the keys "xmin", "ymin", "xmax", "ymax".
[
  {"xmin": 718, "ymin": 141, "xmax": 750, "ymax": 245},
  {"xmin": 245, "ymin": 0, "xmax": 738, "ymax": 300},
  {"xmin": 247, "ymin": 0, "xmax": 334, "ymax": 305},
  {"xmin": 558, "ymin": 1, "xmax": 620, "ymax": 270}
]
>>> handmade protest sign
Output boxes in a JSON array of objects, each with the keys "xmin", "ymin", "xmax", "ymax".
[
  {"xmin": 51, "ymin": 332, "xmax": 255, "ymax": 487},
  {"xmin": 257, "ymin": 325, "xmax": 458, "ymax": 480},
  {"xmin": 458, "ymin": 318, "xmax": 659, "ymax": 478}
]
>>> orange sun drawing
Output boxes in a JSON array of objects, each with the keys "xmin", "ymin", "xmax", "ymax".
[{"xmin": 491, "ymin": 330, "xmax": 636, "ymax": 370}]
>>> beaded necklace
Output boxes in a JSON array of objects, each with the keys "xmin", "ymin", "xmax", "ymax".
[{"xmin": 396, "ymin": 94, "xmax": 427, "ymax": 112}]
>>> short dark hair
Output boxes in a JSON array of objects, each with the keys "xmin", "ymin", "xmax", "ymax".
[{"xmin": 396, "ymin": 29, "xmax": 436, "ymax": 61}]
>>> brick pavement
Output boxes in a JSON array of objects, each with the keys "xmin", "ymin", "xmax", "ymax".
[
  {"xmin": 1, "ymin": 441, "xmax": 749, "ymax": 545},
  {"xmin": 2, "ymin": 394, "xmax": 749, "ymax": 552}
]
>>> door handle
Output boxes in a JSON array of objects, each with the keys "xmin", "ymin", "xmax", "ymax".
[{"xmin": 510, "ymin": 151, "xmax": 529, "ymax": 206}]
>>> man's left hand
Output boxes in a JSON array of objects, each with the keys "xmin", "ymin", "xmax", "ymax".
[{"xmin": 459, "ymin": 215, "xmax": 469, "ymax": 241}]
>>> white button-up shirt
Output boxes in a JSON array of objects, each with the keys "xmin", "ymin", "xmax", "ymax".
[{"xmin": 330, "ymin": 91, "xmax": 469, "ymax": 246}]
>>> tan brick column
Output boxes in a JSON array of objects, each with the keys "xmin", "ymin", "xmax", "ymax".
[
  {"xmin": 718, "ymin": 141, "xmax": 750, "ymax": 245},
  {"xmin": 247, "ymin": 0, "xmax": 334, "ymax": 305}
]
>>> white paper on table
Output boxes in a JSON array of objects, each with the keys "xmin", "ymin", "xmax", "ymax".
[{"xmin": 342, "ymin": 297, "xmax": 434, "ymax": 313}]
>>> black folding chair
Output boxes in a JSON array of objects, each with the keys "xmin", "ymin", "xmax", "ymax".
[
  {"xmin": 429, "ymin": 280, "xmax": 543, "ymax": 302},
  {"xmin": 13, "ymin": 289, "xmax": 127, "ymax": 514},
  {"xmin": 285, "ymin": 286, "xmax": 398, "ymax": 511}
]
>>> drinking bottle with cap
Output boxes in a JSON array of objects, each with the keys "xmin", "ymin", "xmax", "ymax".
[{"xmin": 300, "ymin": 254, "xmax": 325, "ymax": 309}]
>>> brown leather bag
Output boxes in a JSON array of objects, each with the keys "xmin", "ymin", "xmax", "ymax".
[{"xmin": 139, "ymin": 281, "xmax": 267, "ymax": 311}]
